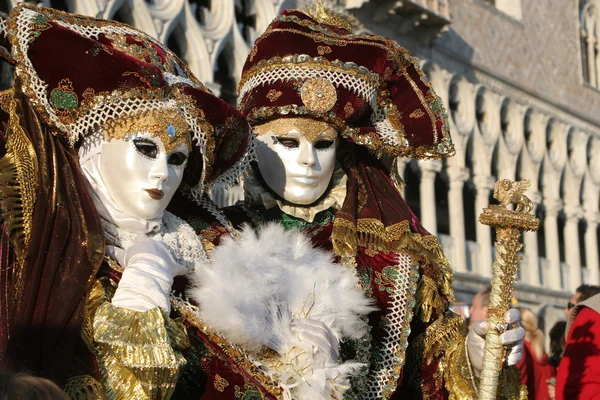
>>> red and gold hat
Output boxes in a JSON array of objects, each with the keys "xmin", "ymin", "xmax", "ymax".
[
  {"xmin": 238, "ymin": 5, "xmax": 453, "ymax": 159},
  {"xmin": 3, "ymin": 4, "xmax": 252, "ymax": 191}
]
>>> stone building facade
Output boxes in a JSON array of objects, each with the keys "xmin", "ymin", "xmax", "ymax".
[{"xmin": 2, "ymin": 0, "xmax": 599, "ymax": 329}]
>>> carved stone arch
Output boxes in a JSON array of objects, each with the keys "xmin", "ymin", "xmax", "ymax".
[
  {"xmin": 567, "ymin": 128, "xmax": 588, "ymax": 179},
  {"xmin": 177, "ymin": 1, "xmax": 216, "ymax": 84},
  {"xmin": 500, "ymin": 97, "xmax": 525, "ymax": 155},
  {"xmin": 580, "ymin": 0, "xmax": 600, "ymax": 86},
  {"xmin": 214, "ymin": 41, "xmax": 238, "ymax": 104},
  {"xmin": 587, "ymin": 136, "xmax": 600, "ymax": 185},
  {"xmin": 146, "ymin": 0, "xmax": 185, "ymax": 43},
  {"xmin": 546, "ymin": 118, "xmax": 568, "ymax": 172},
  {"xmin": 524, "ymin": 108, "xmax": 548, "ymax": 165},
  {"xmin": 541, "ymin": 152, "xmax": 563, "ymax": 210},
  {"xmin": 165, "ymin": 23, "xmax": 188, "ymax": 62},
  {"xmin": 47, "ymin": 0, "xmax": 70, "ymax": 12},
  {"xmin": 105, "ymin": 0, "xmax": 159, "ymax": 39},
  {"xmin": 475, "ymin": 86, "xmax": 503, "ymax": 147},
  {"xmin": 448, "ymin": 75, "xmax": 476, "ymax": 137}
]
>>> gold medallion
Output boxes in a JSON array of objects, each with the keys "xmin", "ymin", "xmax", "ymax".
[{"xmin": 300, "ymin": 77, "xmax": 337, "ymax": 113}]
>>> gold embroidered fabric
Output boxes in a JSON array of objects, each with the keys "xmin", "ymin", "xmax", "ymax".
[
  {"xmin": 90, "ymin": 278, "xmax": 188, "ymax": 400},
  {"xmin": 442, "ymin": 326, "xmax": 528, "ymax": 400},
  {"xmin": 103, "ymin": 108, "xmax": 191, "ymax": 154},
  {"xmin": 443, "ymin": 335, "xmax": 478, "ymax": 400},
  {"xmin": 0, "ymin": 93, "xmax": 38, "ymax": 261},
  {"xmin": 253, "ymin": 117, "xmax": 338, "ymax": 143},
  {"xmin": 244, "ymin": 166, "xmax": 347, "ymax": 223},
  {"xmin": 331, "ymin": 216, "xmax": 455, "ymax": 323}
]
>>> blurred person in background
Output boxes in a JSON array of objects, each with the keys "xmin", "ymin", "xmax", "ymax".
[
  {"xmin": 0, "ymin": 373, "xmax": 68, "ymax": 400},
  {"xmin": 565, "ymin": 284, "xmax": 600, "ymax": 319},
  {"xmin": 556, "ymin": 292, "xmax": 600, "ymax": 400},
  {"xmin": 548, "ymin": 320, "xmax": 567, "ymax": 369},
  {"xmin": 469, "ymin": 285, "xmax": 491, "ymax": 326},
  {"xmin": 517, "ymin": 307, "xmax": 555, "ymax": 400}
]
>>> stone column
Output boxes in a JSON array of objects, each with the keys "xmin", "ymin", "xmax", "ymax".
[
  {"xmin": 473, "ymin": 175, "xmax": 495, "ymax": 277},
  {"xmin": 585, "ymin": 212, "xmax": 600, "ymax": 285},
  {"xmin": 564, "ymin": 205, "xmax": 583, "ymax": 291},
  {"xmin": 418, "ymin": 160, "xmax": 442, "ymax": 236},
  {"xmin": 447, "ymin": 168, "xmax": 469, "ymax": 273},
  {"xmin": 523, "ymin": 192, "xmax": 542, "ymax": 287},
  {"xmin": 543, "ymin": 200, "xmax": 563, "ymax": 290},
  {"xmin": 587, "ymin": 35, "xmax": 597, "ymax": 88}
]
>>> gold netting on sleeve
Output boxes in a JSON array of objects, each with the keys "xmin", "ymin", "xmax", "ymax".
[
  {"xmin": 442, "ymin": 334, "xmax": 478, "ymax": 400},
  {"xmin": 421, "ymin": 311, "xmax": 465, "ymax": 365},
  {"xmin": 93, "ymin": 302, "xmax": 187, "ymax": 399},
  {"xmin": 441, "ymin": 325, "xmax": 527, "ymax": 400},
  {"xmin": 0, "ymin": 93, "xmax": 38, "ymax": 260},
  {"xmin": 331, "ymin": 216, "xmax": 454, "ymax": 322}
]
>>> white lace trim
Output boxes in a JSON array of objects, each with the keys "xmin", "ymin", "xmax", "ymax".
[
  {"xmin": 362, "ymin": 253, "xmax": 420, "ymax": 399},
  {"xmin": 104, "ymin": 210, "xmax": 207, "ymax": 271},
  {"xmin": 238, "ymin": 59, "xmax": 379, "ymax": 108}
]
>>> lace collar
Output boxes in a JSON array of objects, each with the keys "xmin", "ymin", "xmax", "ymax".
[
  {"xmin": 244, "ymin": 167, "xmax": 347, "ymax": 223},
  {"xmin": 103, "ymin": 210, "xmax": 206, "ymax": 272}
]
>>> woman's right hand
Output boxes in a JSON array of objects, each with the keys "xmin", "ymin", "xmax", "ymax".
[{"xmin": 108, "ymin": 239, "xmax": 188, "ymax": 313}]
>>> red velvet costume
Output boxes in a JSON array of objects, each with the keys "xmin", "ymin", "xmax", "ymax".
[
  {"xmin": 517, "ymin": 340, "xmax": 555, "ymax": 400},
  {"xmin": 556, "ymin": 306, "xmax": 600, "ymax": 400},
  {"xmin": 224, "ymin": 5, "xmax": 525, "ymax": 399},
  {"xmin": 0, "ymin": 5, "xmax": 281, "ymax": 399}
]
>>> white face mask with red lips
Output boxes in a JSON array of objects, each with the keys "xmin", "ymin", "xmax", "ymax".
[
  {"xmin": 254, "ymin": 118, "xmax": 338, "ymax": 206},
  {"xmin": 99, "ymin": 132, "xmax": 190, "ymax": 221}
]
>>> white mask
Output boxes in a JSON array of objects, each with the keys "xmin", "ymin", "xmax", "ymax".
[
  {"xmin": 254, "ymin": 118, "xmax": 338, "ymax": 205},
  {"xmin": 98, "ymin": 132, "xmax": 190, "ymax": 220}
]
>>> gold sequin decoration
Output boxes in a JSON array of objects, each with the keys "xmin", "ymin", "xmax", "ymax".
[
  {"xmin": 93, "ymin": 300, "xmax": 187, "ymax": 399},
  {"xmin": 302, "ymin": 2, "xmax": 354, "ymax": 32},
  {"xmin": 103, "ymin": 108, "xmax": 192, "ymax": 154},
  {"xmin": 214, "ymin": 374, "xmax": 229, "ymax": 392},
  {"xmin": 300, "ymin": 77, "xmax": 337, "ymax": 113},
  {"xmin": 0, "ymin": 93, "xmax": 38, "ymax": 262},
  {"xmin": 409, "ymin": 109, "xmax": 425, "ymax": 119},
  {"xmin": 253, "ymin": 117, "xmax": 338, "ymax": 143},
  {"xmin": 344, "ymin": 102, "xmax": 354, "ymax": 118},
  {"xmin": 266, "ymin": 89, "xmax": 282, "ymax": 102},
  {"xmin": 317, "ymin": 45, "xmax": 332, "ymax": 55}
]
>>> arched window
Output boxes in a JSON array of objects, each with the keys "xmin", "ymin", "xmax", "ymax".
[{"xmin": 581, "ymin": 0, "xmax": 600, "ymax": 87}]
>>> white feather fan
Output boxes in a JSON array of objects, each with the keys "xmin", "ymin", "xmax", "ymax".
[{"xmin": 188, "ymin": 222, "xmax": 375, "ymax": 399}]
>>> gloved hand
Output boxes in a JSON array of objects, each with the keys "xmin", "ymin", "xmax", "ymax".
[
  {"xmin": 107, "ymin": 239, "xmax": 188, "ymax": 313},
  {"xmin": 290, "ymin": 318, "xmax": 340, "ymax": 362},
  {"xmin": 467, "ymin": 308, "xmax": 525, "ymax": 377}
]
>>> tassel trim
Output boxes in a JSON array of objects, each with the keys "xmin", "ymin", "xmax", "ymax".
[{"xmin": 332, "ymin": 216, "xmax": 454, "ymax": 323}]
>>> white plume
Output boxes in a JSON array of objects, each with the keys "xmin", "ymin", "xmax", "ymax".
[{"xmin": 188, "ymin": 222, "xmax": 376, "ymax": 399}]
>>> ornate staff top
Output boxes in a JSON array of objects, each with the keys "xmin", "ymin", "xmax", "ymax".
[{"xmin": 477, "ymin": 179, "xmax": 539, "ymax": 400}]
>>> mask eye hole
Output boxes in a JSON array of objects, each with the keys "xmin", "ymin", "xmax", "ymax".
[
  {"xmin": 275, "ymin": 137, "xmax": 300, "ymax": 149},
  {"xmin": 168, "ymin": 151, "xmax": 188, "ymax": 166},
  {"xmin": 133, "ymin": 138, "xmax": 159, "ymax": 159},
  {"xmin": 314, "ymin": 140, "xmax": 335, "ymax": 150}
]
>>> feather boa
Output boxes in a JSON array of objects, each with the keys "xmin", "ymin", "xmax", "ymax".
[{"xmin": 188, "ymin": 222, "xmax": 376, "ymax": 399}]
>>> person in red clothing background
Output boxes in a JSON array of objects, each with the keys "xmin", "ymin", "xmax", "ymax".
[
  {"xmin": 516, "ymin": 307, "xmax": 555, "ymax": 400},
  {"xmin": 556, "ymin": 293, "xmax": 600, "ymax": 400}
]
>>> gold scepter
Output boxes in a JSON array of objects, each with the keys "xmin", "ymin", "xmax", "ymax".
[{"xmin": 477, "ymin": 179, "xmax": 539, "ymax": 400}]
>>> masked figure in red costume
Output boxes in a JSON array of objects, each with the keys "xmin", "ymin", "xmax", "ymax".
[
  {"xmin": 0, "ymin": 5, "xmax": 292, "ymax": 399},
  {"xmin": 209, "ymin": 4, "xmax": 528, "ymax": 399}
]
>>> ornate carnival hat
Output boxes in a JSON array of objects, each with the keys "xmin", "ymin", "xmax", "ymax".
[
  {"xmin": 2, "ymin": 4, "xmax": 251, "ymax": 195},
  {"xmin": 238, "ymin": 4, "xmax": 453, "ymax": 159}
]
